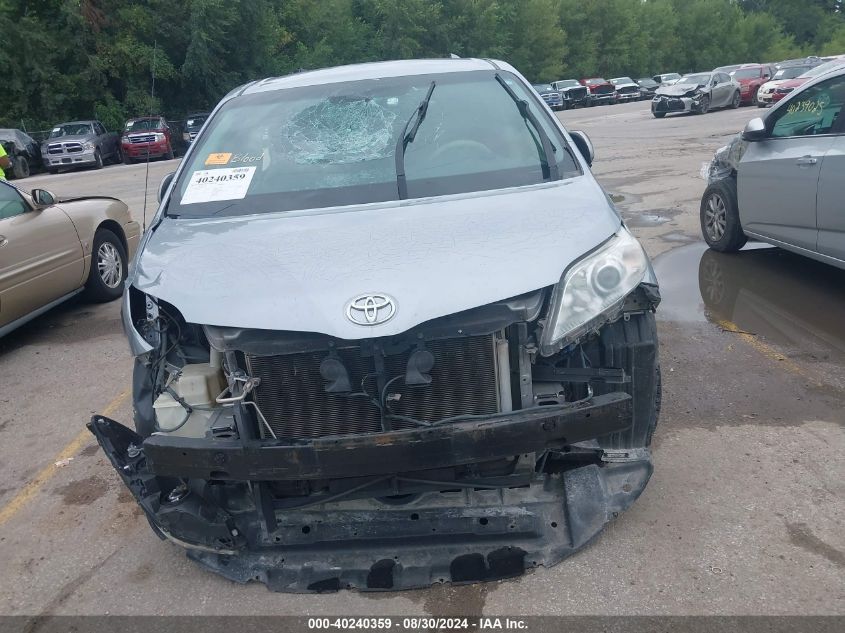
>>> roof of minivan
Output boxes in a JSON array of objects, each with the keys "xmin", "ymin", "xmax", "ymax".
[{"xmin": 241, "ymin": 58, "xmax": 512, "ymax": 94}]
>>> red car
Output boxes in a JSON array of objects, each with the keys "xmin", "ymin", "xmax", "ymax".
[
  {"xmin": 580, "ymin": 78, "xmax": 617, "ymax": 105},
  {"xmin": 121, "ymin": 116, "xmax": 175, "ymax": 164},
  {"xmin": 730, "ymin": 65, "xmax": 775, "ymax": 105},
  {"xmin": 767, "ymin": 58, "xmax": 845, "ymax": 104}
]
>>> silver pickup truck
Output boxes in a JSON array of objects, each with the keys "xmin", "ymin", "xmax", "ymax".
[{"xmin": 41, "ymin": 120, "xmax": 121, "ymax": 173}]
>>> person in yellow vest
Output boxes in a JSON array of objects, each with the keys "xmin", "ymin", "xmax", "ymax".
[{"xmin": 0, "ymin": 143, "xmax": 10, "ymax": 179}]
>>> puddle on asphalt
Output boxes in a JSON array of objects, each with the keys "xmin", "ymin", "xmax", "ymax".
[
  {"xmin": 654, "ymin": 242, "xmax": 845, "ymax": 359},
  {"xmin": 625, "ymin": 213, "xmax": 672, "ymax": 227}
]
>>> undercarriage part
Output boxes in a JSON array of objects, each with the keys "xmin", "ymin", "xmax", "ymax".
[
  {"xmin": 88, "ymin": 413, "xmax": 651, "ymax": 592},
  {"xmin": 103, "ymin": 286, "xmax": 660, "ymax": 592},
  {"xmin": 140, "ymin": 392, "xmax": 631, "ymax": 481}
]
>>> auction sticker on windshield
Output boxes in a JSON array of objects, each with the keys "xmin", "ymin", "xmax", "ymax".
[{"xmin": 181, "ymin": 166, "xmax": 256, "ymax": 204}]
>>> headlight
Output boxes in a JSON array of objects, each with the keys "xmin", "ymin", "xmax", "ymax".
[
  {"xmin": 540, "ymin": 229, "xmax": 649, "ymax": 355},
  {"xmin": 154, "ymin": 133, "xmax": 165, "ymax": 142},
  {"xmin": 121, "ymin": 136, "xmax": 130, "ymax": 143},
  {"xmin": 83, "ymin": 141, "xmax": 95, "ymax": 150},
  {"xmin": 182, "ymin": 132, "xmax": 191, "ymax": 142}
]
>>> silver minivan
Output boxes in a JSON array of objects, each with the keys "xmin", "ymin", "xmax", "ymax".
[
  {"xmin": 90, "ymin": 58, "xmax": 661, "ymax": 591},
  {"xmin": 701, "ymin": 65, "xmax": 845, "ymax": 269}
]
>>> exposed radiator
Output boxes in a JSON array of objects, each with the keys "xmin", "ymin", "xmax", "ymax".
[{"xmin": 245, "ymin": 335, "xmax": 500, "ymax": 439}]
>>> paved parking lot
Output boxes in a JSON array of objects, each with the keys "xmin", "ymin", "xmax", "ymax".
[{"xmin": 0, "ymin": 101, "xmax": 842, "ymax": 616}]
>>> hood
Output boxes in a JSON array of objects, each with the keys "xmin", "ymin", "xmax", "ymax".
[
  {"xmin": 760, "ymin": 80, "xmax": 782, "ymax": 91},
  {"xmin": 613, "ymin": 82, "xmax": 638, "ymax": 89},
  {"xmin": 655, "ymin": 82, "xmax": 702, "ymax": 96},
  {"xmin": 133, "ymin": 179, "xmax": 621, "ymax": 339},
  {"xmin": 43, "ymin": 134, "xmax": 92, "ymax": 146}
]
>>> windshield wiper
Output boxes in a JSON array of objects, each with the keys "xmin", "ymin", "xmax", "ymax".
[
  {"xmin": 395, "ymin": 81, "xmax": 436, "ymax": 200},
  {"xmin": 495, "ymin": 73, "xmax": 560, "ymax": 181}
]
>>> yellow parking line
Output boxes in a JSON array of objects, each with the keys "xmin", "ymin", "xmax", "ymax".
[
  {"xmin": 0, "ymin": 389, "xmax": 129, "ymax": 528},
  {"xmin": 714, "ymin": 318, "xmax": 820, "ymax": 386}
]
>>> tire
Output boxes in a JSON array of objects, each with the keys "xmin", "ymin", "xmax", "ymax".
[
  {"xmin": 93, "ymin": 149, "xmax": 103, "ymax": 169},
  {"xmin": 165, "ymin": 144, "xmax": 175, "ymax": 160},
  {"xmin": 652, "ymin": 111, "xmax": 666, "ymax": 118},
  {"xmin": 700, "ymin": 178, "xmax": 747, "ymax": 252},
  {"xmin": 697, "ymin": 95, "xmax": 710, "ymax": 114},
  {"xmin": 123, "ymin": 153, "xmax": 133, "ymax": 165},
  {"xmin": 12, "ymin": 155, "xmax": 30, "ymax": 179},
  {"xmin": 751, "ymin": 87, "xmax": 760, "ymax": 106},
  {"xmin": 730, "ymin": 91, "xmax": 741, "ymax": 109},
  {"xmin": 85, "ymin": 229, "xmax": 127, "ymax": 302},
  {"xmin": 112, "ymin": 146, "xmax": 122, "ymax": 165}
]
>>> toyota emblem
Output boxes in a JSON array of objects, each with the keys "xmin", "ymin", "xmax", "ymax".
[{"xmin": 346, "ymin": 294, "xmax": 397, "ymax": 326}]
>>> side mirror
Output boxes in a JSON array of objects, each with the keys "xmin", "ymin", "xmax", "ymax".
[
  {"xmin": 742, "ymin": 117, "xmax": 767, "ymax": 141},
  {"xmin": 158, "ymin": 172, "xmax": 175, "ymax": 203},
  {"xmin": 569, "ymin": 130, "xmax": 594, "ymax": 166},
  {"xmin": 31, "ymin": 188, "xmax": 56, "ymax": 208}
]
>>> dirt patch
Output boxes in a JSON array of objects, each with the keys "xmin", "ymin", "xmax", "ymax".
[
  {"xmin": 54, "ymin": 474, "xmax": 109, "ymax": 506},
  {"xmin": 786, "ymin": 522, "xmax": 845, "ymax": 569},
  {"xmin": 79, "ymin": 444, "xmax": 100, "ymax": 457}
]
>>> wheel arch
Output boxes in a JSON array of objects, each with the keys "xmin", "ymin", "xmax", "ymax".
[{"xmin": 95, "ymin": 219, "xmax": 128, "ymax": 255}]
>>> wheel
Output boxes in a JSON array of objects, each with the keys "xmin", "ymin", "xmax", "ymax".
[
  {"xmin": 12, "ymin": 155, "xmax": 30, "ymax": 179},
  {"xmin": 123, "ymin": 153, "xmax": 133, "ymax": 165},
  {"xmin": 652, "ymin": 111, "xmax": 666, "ymax": 118},
  {"xmin": 93, "ymin": 149, "xmax": 103, "ymax": 169},
  {"xmin": 700, "ymin": 178, "xmax": 747, "ymax": 252},
  {"xmin": 165, "ymin": 144, "xmax": 174, "ymax": 160},
  {"xmin": 730, "ymin": 90, "xmax": 741, "ymax": 109},
  {"xmin": 85, "ymin": 229, "xmax": 127, "ymax": 302},
  {"xmin": 751, "ymin": 87, "xmax": 760, "ymax": 106},
  {"xmin": 112, "ymin": 146, "xmax": 122, "ymax": 165},
  {"xmin": 757, "ymin": 101, "xmax": 767, "ymax": 108},
  {"xmin": 696, "ymin": 95, "xmax": 710, "ymax": 114}
]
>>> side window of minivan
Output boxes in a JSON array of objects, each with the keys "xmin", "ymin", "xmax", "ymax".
[{"xmin": 769, "ymin": 75, "xmax": 845, "ymax": 138}]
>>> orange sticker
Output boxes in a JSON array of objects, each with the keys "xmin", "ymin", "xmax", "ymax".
[{"xmin": 205, "ymin": 152, "xmax": 232, "ymax": 166}]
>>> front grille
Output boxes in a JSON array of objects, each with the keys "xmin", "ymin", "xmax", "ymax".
[
  {"xmin": 565, "ymin": 87, "xmax": 588, "ymax": 100},
  {"xmin": 592, "ymin": 84, "xmax": 613, "ymax": 94},
  {"xmin": 189, "ymin": 132, "xmax": 198, "ymax": 141},
  {"xmin": 246, "ymin": 335, "xmax": 500, "ymax": 439},
  {"xmin": 65, "ymin": 143, "xmax": 83, "ymax": 153},
  {"xmin": 619, "ymin": 86, "xmax": 639, "ymax": 94},
  {"xmin": 655, "ymin": 98, "xmax": 684, "ymax": 112},
  {"xmin": 129, "ymin": 134, "xmax": 156, "ymax": 144},
  {"xmin": 47, "ymin": 143, "xmax": 63, "ymax": 155}
]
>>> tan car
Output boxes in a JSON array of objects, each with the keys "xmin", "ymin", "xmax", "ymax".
[{"xmin": 0, "ymin": 180, "xmax": 140, "ymax": 336}]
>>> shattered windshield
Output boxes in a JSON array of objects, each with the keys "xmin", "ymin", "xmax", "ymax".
[{"xmin": 168, "ymin": 70, "xmax": 579, "ymax": 218}]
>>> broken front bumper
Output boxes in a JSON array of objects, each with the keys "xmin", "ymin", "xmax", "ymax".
[{"xmin": 89, "ymin": 391, "xmax": 652, "ymax": 592}]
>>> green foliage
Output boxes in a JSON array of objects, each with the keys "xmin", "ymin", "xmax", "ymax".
[{"xmin": 2, "ymin": 0, "xmax": 845, "ymax": 131}]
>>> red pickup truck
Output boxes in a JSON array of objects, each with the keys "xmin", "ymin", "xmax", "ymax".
[
  {"xmin": 121, "ymin": 116, "xmax": 175, "ymax": 163},
  {"xmin": 580, "ymin": 78, "xmax": 617, "ymax": 106}
]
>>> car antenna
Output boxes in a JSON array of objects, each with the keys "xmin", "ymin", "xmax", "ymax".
[{"xmin": 141, "ymin": 39, "xmax": 157, "ymax": 233}]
